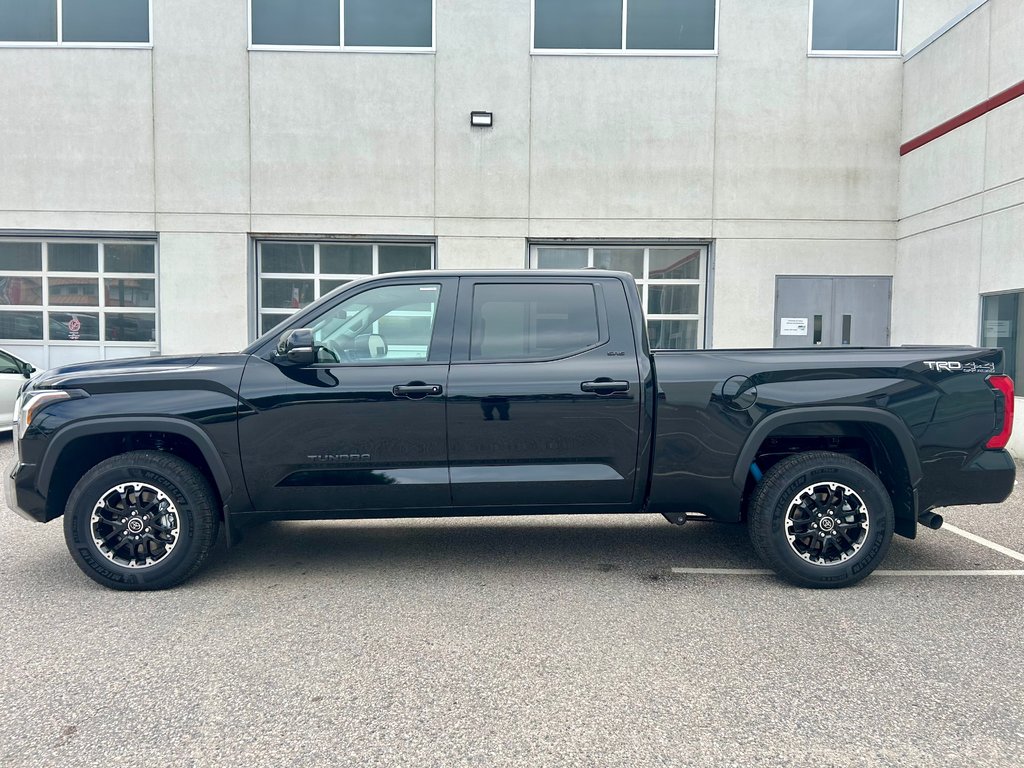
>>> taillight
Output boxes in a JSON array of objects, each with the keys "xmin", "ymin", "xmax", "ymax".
[{"xmin": 986, "ymin": 375, "xmax": 1014, "ymax": 449}]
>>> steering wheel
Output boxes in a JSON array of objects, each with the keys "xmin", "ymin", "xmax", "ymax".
[{"xmin": 318, "ymin": 339, "xmax": 344, "ymax": 363}]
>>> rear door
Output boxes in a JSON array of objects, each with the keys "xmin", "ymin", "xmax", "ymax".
[{"xmin": 445, "ymin": 276, "xmax": 642, "ymax": 507}]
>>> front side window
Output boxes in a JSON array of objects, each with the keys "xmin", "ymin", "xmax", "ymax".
[
  {"xmin": 810, "ymin": 0, "xmax": 900, "ymax": 54},
  {"xmin": 533, "ymin": 0, "xmax": 717, "ymax": 53},
  {"xmin": 250, "ymin": 0, "xmax": 433, "ymax": 49},
  {"xmin": 531, "ymin": 244, "xmax": 707, "ymax": 350},
  {"xmin": 470, "ymin": 283, "xmax": 601, "ymax": 362},
  {"xmin": 0, "ymin": 0, "xmax": 150, "ymax": 44},
  {"xmin": 309, "ymin": 283, "xmax": 440, "ymax": 364},
  {"xmin": 256, "ymin": 240, "xmax": 434, "ymax": 336},
  {"xmin": 981, "ymin": 292, "xmax": 1023, "ymax": 382}
]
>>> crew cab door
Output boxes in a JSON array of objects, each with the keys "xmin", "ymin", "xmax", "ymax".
[
  {"xmin": 237, "ymin": 277, "xmax": 456, "ymax": 513},
  {"xmin": 446, "ymin": 276, "xmax": 642, "ymax": 507}
]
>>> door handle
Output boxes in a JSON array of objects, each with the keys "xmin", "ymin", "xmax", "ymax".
[
  {"xmin": 580, "ymin": 379, "xmax": 629, "ymax": 395},
  {"xmin": 393, "ymin": 383, "xmax": 443, "ymax": 398}
]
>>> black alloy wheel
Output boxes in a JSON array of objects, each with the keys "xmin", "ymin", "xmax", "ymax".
[{"xmin": 748, "ymin": 451, "xmax": 894, "ymax": 588}]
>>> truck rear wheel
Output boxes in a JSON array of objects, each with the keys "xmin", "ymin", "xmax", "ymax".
[
  {"xmin": 63, "ymin": 451, "xmax": 219, "ymax": 591},
  {"xmin": 748, "ymin": 451, "xmax": 893, "ymax": 588}
]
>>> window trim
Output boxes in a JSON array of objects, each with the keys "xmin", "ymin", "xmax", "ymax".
[
  {"xmin": 530, "ymin": 0, "xmax": 719, "ymax": 57},
  {"xmin": 247, "ymin": 0, "xmax": 436, "ymax": 53},
  {"xmin": 807, "ymin": 0, "xmax": 903, "ymax": 57},
  {"xmin": 0, "ymin": 0, "xmax": 153, "ymax": 48}
]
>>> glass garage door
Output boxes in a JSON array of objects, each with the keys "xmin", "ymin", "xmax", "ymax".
[
  {"xmin": 255, "ymin": 240, "xmax": 435, "ymax": 336},
  {"xmin": 0, "ymin": 239, "xmax": 159, "ymax": 370},
  {"xmin": 530, "ymin": 243, "xmax": 709, "ymax": 349}
]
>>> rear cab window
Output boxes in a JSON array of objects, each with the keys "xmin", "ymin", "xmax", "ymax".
[{"xmin": 468, "ymin": 283, "xmax": 603, "ymax": 362}]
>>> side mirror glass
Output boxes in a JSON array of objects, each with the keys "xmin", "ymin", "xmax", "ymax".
[{"xmin": 276, "ymin": 328, "xmax": 316, "ymax": 366}]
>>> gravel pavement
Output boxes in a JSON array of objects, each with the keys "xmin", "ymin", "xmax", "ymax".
[{"xmin": 0, "ymin": 435, "xmax": 1021, "ymax": 767}]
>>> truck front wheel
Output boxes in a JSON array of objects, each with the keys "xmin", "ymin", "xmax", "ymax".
[
  {"xmin": 63, "ymin": 451, "xmax": 220, "ymax": 590},
  {"xmin": 748, "ymin": 451, "xmax": 894, "ymax": 588}
]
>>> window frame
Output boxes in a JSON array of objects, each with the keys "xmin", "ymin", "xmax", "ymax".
[
  {"xmin": 530, "ymin": 0, "xmax": 719, "ymax": 57},
  {"xmin": 0, "ymin": 0, "xmax": 153, "ymax": 48},
  {"xmin": 254, "ymin": 239, "xmax": 436, "ymax": 339},
  {"xmin": 247, "ymin": 0, "xmax": 436, "ymax": 53},
  {"xmin": 807, "ymin": 0, "xmax": 903, "ymax": 57},
  {"xmin": 0, "ymin": 238, "xmax": 159, "ymax": 358},
  {"xmin": 529, "ymin": 242, "xmax": 709, "ymax": 350}
]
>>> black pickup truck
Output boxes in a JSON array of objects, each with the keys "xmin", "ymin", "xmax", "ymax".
[{"xmin": 6, "ymin": 270, "xmax": 1016, "ymax": 590}]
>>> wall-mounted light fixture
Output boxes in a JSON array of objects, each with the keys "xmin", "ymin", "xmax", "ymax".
[{"xmin": 470, "ymin": 111, "xmax": 493, "ymax": 128}]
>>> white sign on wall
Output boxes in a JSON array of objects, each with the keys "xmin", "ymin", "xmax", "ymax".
[
  {"xmin": 780, "ymin": 317, "xmax": 809, "ymax": 336},
  {"xmin": 985, "ymin": 320, "xmax": 1011, "ymax": 338}
]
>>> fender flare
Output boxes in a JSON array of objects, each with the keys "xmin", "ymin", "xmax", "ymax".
[
  {"xmin": 732, "ymin": 407, "xmax": 923, "ymax": 488},
  {"xmin": 38, "ymin": 417, "xmax": 233, "ymax": 501}
]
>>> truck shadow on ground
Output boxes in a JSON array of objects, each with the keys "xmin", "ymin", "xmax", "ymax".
[{"xmin": 196, "ymin": 517, "xmax": 760, "ymax": 585}]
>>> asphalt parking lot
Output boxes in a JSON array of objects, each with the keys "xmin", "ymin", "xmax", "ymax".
[{"xmin": 0, "ymin": 436, "xmax": 1022, "ymax": 768}]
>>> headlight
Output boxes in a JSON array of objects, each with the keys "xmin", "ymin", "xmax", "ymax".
[{"xmin": 17, "ymin": 391, "xmax": 72, "ymax": 439}]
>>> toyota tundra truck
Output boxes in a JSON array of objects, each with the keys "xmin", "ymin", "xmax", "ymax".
[{"xmin": 6, "ymin": 270, "xmax": 1016, "ymax": 590}]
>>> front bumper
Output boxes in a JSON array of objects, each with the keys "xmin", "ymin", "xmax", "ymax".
[{"xmin": 6, "ymin": 457, "xmax": 47, "ymax": 523}]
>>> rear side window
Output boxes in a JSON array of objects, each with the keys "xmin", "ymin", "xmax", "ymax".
[{"xmin": 470, "ymin": 283, "xmax": 601, "ymax": 361}]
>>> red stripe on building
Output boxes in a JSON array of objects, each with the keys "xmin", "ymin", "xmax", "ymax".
[{"xmin": 899, "ymin": 78, "xmax": 1024, "ymax": 156}]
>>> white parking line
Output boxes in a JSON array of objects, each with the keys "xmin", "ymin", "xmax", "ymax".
[
  {"xmin": 671, "ymin": 567, "xmax": 771, "ymax": 576},
  {"xmin": 670, "ymin": 567, "xmax": 1024, "ymax": 577},
  {"xmin": 940, "ymin": 523, "xmax": 1024, "ymax": 563}
]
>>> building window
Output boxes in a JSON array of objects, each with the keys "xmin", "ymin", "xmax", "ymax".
[
  {"xmin": 0, "ymin": 0, "xmax": 150, "ymax": 45},
  {"xmin": 809, "ymin": 0, "xmax": 901, "ymax": 54},
  {"xmin": 981, "ymin": 292, "xmax": 1023, "ymax": 383},
  {"xmin": 255, "ymin": 240, "xmax": 434, "ymax": 336},
  {"xmin": 249, "ymin": 0, "xmax": 434, "ymax": 50},
  {"xmin": 0, "ymin": 239, "xmax": 158, "ymax": 368},
  {"xmin": 529, "ymin": 243, "xmax": 708, "ymax": 349},
  {"xmin": 532, "ymin": 0, "xmax": 717, "ymax": 54}
]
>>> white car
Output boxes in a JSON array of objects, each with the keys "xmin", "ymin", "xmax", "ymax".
[{"xmin": 0, "ymin": 348, "xmax": 37, "ymax": 433}]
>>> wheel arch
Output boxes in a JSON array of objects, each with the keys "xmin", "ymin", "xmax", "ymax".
[
  {"xmin": 39, "ymin": 418, "xmax": 232, "ymax": 523},
  {"xmin": 734, "ymin": 408, "xmax": 922, "ymax": 538}
]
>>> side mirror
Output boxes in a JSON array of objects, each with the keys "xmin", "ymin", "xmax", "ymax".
[
  {"xmin": 276, "ymin": 328, "xmax": 316, "ymax": 366},
  {"xmin": 21, "ymin": 363, "xmax": 35, "ymax": 379}
]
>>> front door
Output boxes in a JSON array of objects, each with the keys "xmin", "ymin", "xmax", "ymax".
[
  {"xmin": 238, "ymin": 278, "xmax": 456, "ymax": 513},
  {"xmin": 445, "ymin": 276, "xmax": 643, "ymax": 507},
  {"xmin": 774, "ymin": 276, "xmax": 891, "ymax": 348}
]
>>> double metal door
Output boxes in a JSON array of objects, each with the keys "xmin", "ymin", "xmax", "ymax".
[{"xmin": 774, "ymin": 276, "xmax": 891, "ymax": 348}]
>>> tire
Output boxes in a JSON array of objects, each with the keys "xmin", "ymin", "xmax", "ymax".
[
  {"xmin": 748, "ymin": 451, "xmax": 894, "ymax": 589},
  {"xmin": 63, "ymin": 451, "xmax": 219, "ymax": 591}
]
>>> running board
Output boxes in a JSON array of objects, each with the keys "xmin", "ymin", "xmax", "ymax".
[{"xmin": 661, "ymin": 512, "xmax": 712, "ymax": 526}]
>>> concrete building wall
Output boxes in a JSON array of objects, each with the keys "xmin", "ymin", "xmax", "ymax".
[
  {"xmin": 895, "ymin": 0, "xmax": 1024, "ymax": 453},
  {"xmin": 0, "ymin": 0, "xmax": 1001, "ymax": 357}
]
